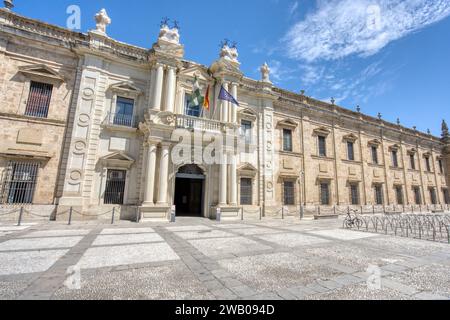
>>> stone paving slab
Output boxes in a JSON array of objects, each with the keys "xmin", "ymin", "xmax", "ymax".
[
  {"xmin": 309, "ymin": 229, "xmax": 380, "ymax": 241},
  {"xmin": 174, "ymin": 230, "xmax": 236, "ymax": 240},
  {"xmin": 92, "ymin": 233, "xmax": 164, "ymax": 246},
  {"xmin": 257, "ymin": 232, "xmax": 330, "ymax": 248},
  {"xmin": 0, "ymin": 250, "xmax": 68, "ymax": 275},
  {"xmin": 100, "ymin": 228, "xmax": 155, "ymax": 235},
  {"xmin": 165, "ymin": 225, "xmax": 211, "ymax": 232},
  {"xmin": 188, "ymin": 237, "xmax": 271, "ymax": 257},
  {"xmin": 0, "ymin": 237, "xmax": 83, "ymax": 251},
  {"xmin": 20, "ymin": 230, "xmax": 90, "ymax": 238},
  {"xmin": 77, "ymin": 243, "xmax": 179, "ymax": 270}
]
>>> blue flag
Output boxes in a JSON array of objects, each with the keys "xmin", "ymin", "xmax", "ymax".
[{"xmin": 218, "ymin": 86, "xmax": 239, "ymax": 106}]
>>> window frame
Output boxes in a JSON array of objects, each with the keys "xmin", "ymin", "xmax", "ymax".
[
  {"xmin": 350, "ymin": 184, "xmax": 359, "ymax": 205},
  {"xmin": 1, "ymin": 161, "xmax": 40, "ymax": 204},
  {"xmin": 413, "ymin": 187, "xmax": 422, "ymax": 205},
  {"xmin": 395, "ymin": 185, "xmax": 404, "ymax": 205},
  {"xmin": 282, "ymin": 129, "xmax": 293, "ymax": 152},
  {"xmin": 371, "ymin": 146, "xmax": 379, "ymax": 165},
  {"xmin": 392, "ymin": 150, "xmax": 399, "ymax": 168},
  {"xmin": 374, "ymin": 185, "xmax": 384, "ymax": 205},
  {"xmin": 240, "ymin": 178, "xmax": 253, "ymax": 205},
  {"xmin": 24, "ymin": 81, "xmax": 53, "ymax": 119},
  {"xmin": 409, "ymin": 154, "xmax": 416, "ymax": 170},
  {"xmin": 320, "ymin": 182, "xmax": 330, "ymax": 206},
  {"xmin": 347, "ymin": 141, "xmax": 355, "ymax": 161},
  {"xmin": 283, "ymin": 180, "xmax": 295, "ymax": 206},
  {"xmin": 318, "ymin": 136, "xmax": 327, "ymax": 157}
]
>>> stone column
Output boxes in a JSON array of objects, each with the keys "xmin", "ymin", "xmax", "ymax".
[
  {"xmin": 164, "ymin": 66, "xmax": 176, "ymax": 113},
  {"xmin": 221, "ymin": 82, "xmax": 229, "ymax": 123},
  {"xmin": 229, "ymin": 152, "xmax": 238, "ymax": 206},
  {"xmin": 143, "ymin": 141, "xmax": 158, "ymax": 205},
  {"xmin": 219, "ymin": 152, "xmax": 228, "ymax": 206},
  {"xmin": 151, "ymin": 63, "xmax": 164, "ymax": 111},
  {"xmin": 230, "ymin": 83, "xmax": 238, "ymax": 124},
  {"xmin": 157, "ymin": 143, "xmax": 170, "ymax": 205}
]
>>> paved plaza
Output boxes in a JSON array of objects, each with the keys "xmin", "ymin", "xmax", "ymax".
[{"xmin": 0, "ymin": 217, "xmax": 449, "ymax": 300}]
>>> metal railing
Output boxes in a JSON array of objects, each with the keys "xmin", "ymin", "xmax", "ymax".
[
  {"xmin": 102, "ymin": 112, "xmax": 137, "ymax": 128},
  {"xmin": 176, "ymin": 114, "xmax": 225, "ymax": 133},
  {"xmin": 344, "ymin": 212, "xmax": 450, "ymax": 244}
]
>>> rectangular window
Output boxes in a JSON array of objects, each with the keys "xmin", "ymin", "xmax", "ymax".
[
  {"xmin": 392, "ymin": 150, "xmax": 399, "ymax": 168},
  {"xmin": 395, "ymin": 186, "xmax": 404, "ymax": 205},
  {"xmin": 318, "ymin": 136, "xmax": 327, "ymax": 157},
  {"xmin": 425, "ymin": 157, "xmax": 431, "ymax": 172},
  {"xmin": 429, "ymin": 188, "xmax": 437, "ymax": 205},
  {"xmin": 104, "ymin": 170, "xmax": 126, "ymax": 205},
  {"xmin": 241, "ymin": 120, "xmax": 253, "ymax": 146},
  {"xmin": 240, "ymin": 178, "xmax": 252, "ymax": 205},
  {"xmin": 320, "ymin": 183, "xmax": 330, "ymax": 205},
  {"xmin": 413, "ymin": 187, "xmax": 422, "ymax": 205},
  {"xmin": 443, "ymin": 189, "xmax": 450, "ymax": 205},
  {"xmin": 374, "ymin": 185, "xmax": 384, "ymax": 205},
  {"xmin": 185, "ymin": 95, "xmax": 201, "ymax": 117},
  {"xmin": 25, "ymin": 81, "xmax": 53, "ymax": 118},
  {"xmin": 283, "ymin": 129, "xmax": 293, "ymax": 152},
  {"xmin": 438, "ymin": 159, "xmax": 444, "ymax": 174},
  {"xmin": 350, "ymin": 184, "xmax": 359, "ymax": 205},
  {"xmin": 283, "ymin": 181, "xmax": 295, "ymax": 205},
  {"xmin": 1, "ymin": 162, "xmax": 39, "ymax": 204},
  {"xmin": 371, "ymin": 146, "xmax": 379, "ymax": 164},
  {"xmin": 410, "ymin": 154, "xmax": 416, "ymax": 170},
  {"xmin": 347, "ymin": 141, "xmax": 355, "ymax": 161},
  {"xmin": 114, "ymin": 97, "xmax": 134, "ymax": 127}
]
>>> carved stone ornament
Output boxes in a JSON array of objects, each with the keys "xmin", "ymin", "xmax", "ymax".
[
  {"xmin": 260, "ymin": 62, "xmax": 271, "ymax": 83},
  {"xmin": 94, "ymin": 9, "xmax": 111, "ymax": 35},
  {"xmin": 158, "ymin": 24, "xmax": 180, "ymax": 45},
  {"xmin": 220, "ymin": 44, "xmax": 239, "ymax": 64}
]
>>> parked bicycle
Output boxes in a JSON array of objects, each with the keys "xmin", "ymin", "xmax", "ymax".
[{"xmin": 343, "ymin": 210, "xmax": 363, "ymax": 229}]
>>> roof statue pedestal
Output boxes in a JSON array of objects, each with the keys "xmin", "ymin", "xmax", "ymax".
[
  {"xmin": 210, "ymin": 42, "xmax": 243, "ymax": 80},
  {"xmin": 90, "ymin": 9, "xmax": 111, "ymax": 37},
  {"xmin": 3, "ymin": 0, "xmax": 13, "ymax": 11},
  {"xmin": 151, "ymin": 23, "xmax": 184, "ymax": 60}
]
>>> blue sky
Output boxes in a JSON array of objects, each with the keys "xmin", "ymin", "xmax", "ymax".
[{"xmin": 13, "ymin": 0, "xmax": 450, "ymax": 136}]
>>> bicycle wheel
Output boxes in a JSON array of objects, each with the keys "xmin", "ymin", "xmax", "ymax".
[
  {"xmin": 355, "ymin": 218, "xmax": 363, "ymax": 229},
  {"xmin": 343, "ymin": 219, "xmax": 353, "ymax": 229}
]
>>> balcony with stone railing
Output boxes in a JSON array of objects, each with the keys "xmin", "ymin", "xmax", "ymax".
[
  {"xmin": 175, "ymin": 114, "xmax": 233, "ymax": 133},
  {"xmin": 101, "ymin": 112, "xmax": 138, "ymax": 132}
]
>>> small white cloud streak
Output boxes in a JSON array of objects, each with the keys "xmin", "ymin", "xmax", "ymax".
[{"xmin": 283, "ymin": 0, "xmax": 450, "ymax": 62}]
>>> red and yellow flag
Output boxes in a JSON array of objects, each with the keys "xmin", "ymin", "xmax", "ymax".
[{"xmin": 203, "ymin": 85, "xmax": 210, "ymax": 110}]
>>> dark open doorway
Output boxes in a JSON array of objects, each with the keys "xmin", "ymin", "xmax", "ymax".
[{"xmin": 174, "ymin": 165, "xmax": 205, "ymax": 217}]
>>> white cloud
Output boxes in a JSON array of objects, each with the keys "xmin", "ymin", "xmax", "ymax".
[
  {"xmin": 289, "ymin": 1, "xmax": 299, "ymax": 17},
  {"xmin": 283, "ymin": 0, "xmax": 450, "ymax": 62}
]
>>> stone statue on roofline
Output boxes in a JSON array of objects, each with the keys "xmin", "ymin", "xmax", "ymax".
[
  {"xmin": 220, "ymin": 40, "xmax": 239, "ymax": 64},
  {"xmin": 158, "ymin": 18, "xmax": 180, "ymax": 45},
  {"xmin": 442, "ymin": 120, "xmax": 449, "ymax": 139},
  {"xmin": 93, "ymin": 9, "xmax": 111, "ymax": 36},
  {"xmin": 260, "ymin": 62, "xmax": 271, "ymax": 84}
]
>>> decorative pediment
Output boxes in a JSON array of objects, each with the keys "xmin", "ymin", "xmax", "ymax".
[
  {"xmin": 368, "ymin": 139, "xmax": 381, "ymax": 146},
  {"xmin": 99, "ymin": 151, "xmax": 135, "ymax": 169},
  {"xmin": 389, "ymin": 144, "xmax": 400, "ymax": 151},
  {"xmin": 343, "ymin": 133, "xmax": 358, "ymax": 142},
  {"xmin": 277, "ymin": 119, "xmax": 298, "ymax": 129},
  {"xmin": 109, "ymin": 81, "xmax": 142, "ymax": 97},
  {"xmin": 422, "ymin": 151, "xmax": 432, "ymax": 158},
  {"xmin": 179, "ymin": 65, "xmax": 212, "ymax": 83},
  {"xmin": 18, "ymin": 64, "xmax": 64, "ymax": 82},
  {"xmin": 238, "ymin": 108, "xmax": 257, "ymax": 121},
  {"xmin": 313, "ymin": 126, "xmax": 331, "ymax": 137},
  {"xmin": 238, "ymin": 163, "xmax": 258, "ymax": 177},
  {"xmin": 407, "ymin": 148, "xmax": 417, "ymax": 155}
]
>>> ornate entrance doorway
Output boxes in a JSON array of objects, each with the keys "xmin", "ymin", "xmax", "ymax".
[{"xmin": 174, "ymin": 165, "xmax": 205, "ymax": 217}]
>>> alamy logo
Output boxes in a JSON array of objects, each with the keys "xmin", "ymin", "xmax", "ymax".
[
  {"xmin": 66, "ymin": 5, "xmax": 81, "ymax": 31},
  {"xmin": 366, "ymin": 5, "xmax": 382, "ymax": 31},
  {"xmin": 366, "ymin": 264, "xmax": 382, "ymax": 290},
  {"xmin": 64, "ymin": 265, "xmax": 81, "ymax": 290}
]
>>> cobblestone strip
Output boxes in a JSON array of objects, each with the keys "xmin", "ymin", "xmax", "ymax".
[
  {"xmin": 154, "ymin": 226, "xmax": 269, "ymax": 300},
  {"xmin": 17, "ymin": 228, "xmax": 102, "ymax": 300}
]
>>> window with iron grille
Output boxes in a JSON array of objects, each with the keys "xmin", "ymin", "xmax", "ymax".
[
  {"xmin": 443, "ymin": 189, "xmax": 450, "ymax": 205},
  {"xmin": 283, "ymin": 181, "xmax": 295, "ymax": 205},
  {"xmin": 347, "ymin": 141, "xmax": 355, "ymax": 161},
  {"xmin": 240, "ymin": 178, "xmax": 252, "ymax": 205},
  {"xmin": 318, "ymin": 136, "xmax": 327, "ymax": 157},
  {"xmin": 425, "ymin": 156, "xmax": 431, "ymax": 172},
  {"xmin": 24, "ymin": 81, "xmax": 53, "ymax": 118},
  {"xmin": 429, "ymin": 188, "xmax": 437, "ymax": 205},
  {"xmin": 392, "ymin": 150, "xmax": 399, "ymax": 168},
  {"xmin": 1, "ymin": 162, "xmax": 39, "ymax": 204},
  {"xmin": 438, "ymin": 159, "xmax": 444, "ymax": 174},
  {"xmin": 371, "ymin": 146, "xmax": 379, "ymax": 164},
  {"xmin": 241, "ymin": 120, "xmax": 253, "ymax": 146},
  {"xmin": 283, "ymin": 129, "xmax": 293, "ymax": 152},
  {"xmin": 410, "ymin": 154, "xmax": 416, "ymax": 170},
  {"xmin": 350, "ymin": 184, "xmax": 359, "ymax": 205},
  {"xmin": 374, "ymin": 185, "xmax": 383, "ymax": 205},
  {"xmin": 104, "ymin": 170, "xmax": 126, "ymax": 205},
  {"xmin": 395, "ymin": 186, "xmax": 404, "ymax": 205},
  {"xmin": 114, "ymin": 97, "xmax": 134, "ymax": 127},
  {"xmin": 414, "ymin": 187, "xmax": 422, "ymax": 205},
  {"xmin": 320, "ymin": 183, "xmax": 330, "ymax": 205},
  {"xmin": 185, "ymin": 95, "xmax": 200, "ymax": 117}
]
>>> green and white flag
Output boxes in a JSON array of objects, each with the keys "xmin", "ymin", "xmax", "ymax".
[{"xmin": 189, "ymin": 76, "xmax": 204, "ymax": 107}]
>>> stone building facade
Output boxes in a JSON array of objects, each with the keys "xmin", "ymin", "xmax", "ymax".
[{"xmin": 1, "ymin": 6, "xmax": 449, "ymax": 221}]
